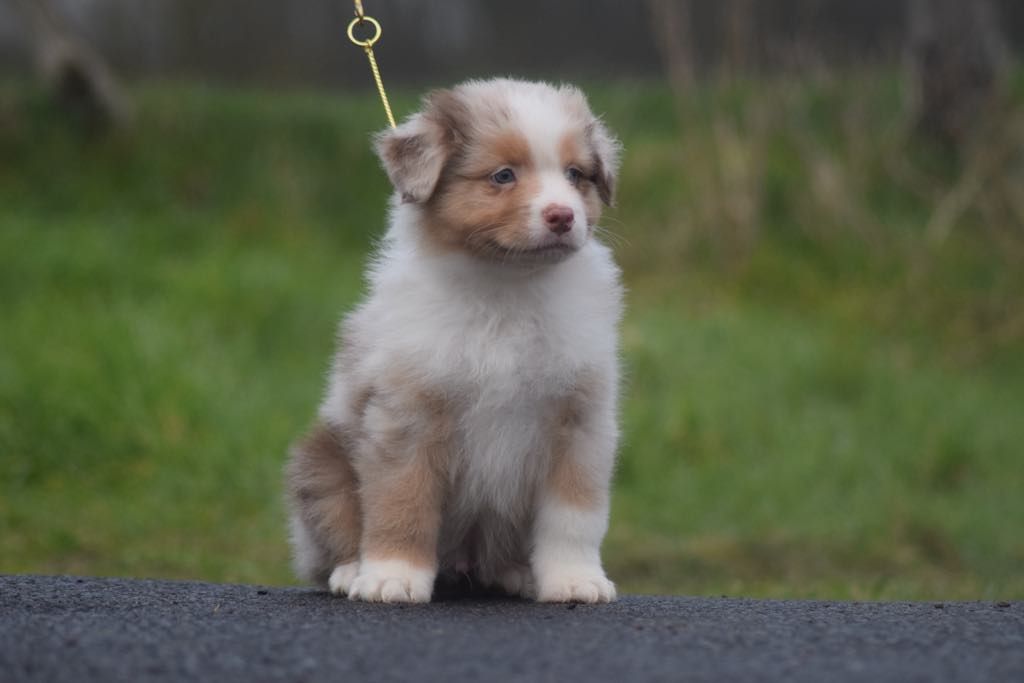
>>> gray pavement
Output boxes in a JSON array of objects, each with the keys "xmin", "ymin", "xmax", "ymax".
[{"xmin": 1, "ymin": 575, "xmax": 1021, "ymax": 682}]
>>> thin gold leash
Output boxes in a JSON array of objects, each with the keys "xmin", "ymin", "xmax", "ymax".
[{"xmin": 347, "ymin": 0, "xmax": 397, "ymax": 128}]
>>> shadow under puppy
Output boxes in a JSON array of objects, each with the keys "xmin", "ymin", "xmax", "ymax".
[{"xmin": 286, "ymin": 78, "xmax": 623, "ymax": 603}]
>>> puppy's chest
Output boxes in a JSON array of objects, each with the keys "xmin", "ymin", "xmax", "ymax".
[
  {"xmin": 434, "ymin": 304, "xmax": 582, "ymax": 507},
  {"xmin": 447, "ymin": 374, "xmax": 561, "ymax": 521},
  {"xmin": 417, "ymin": 290, "xmax": 582, "ymax": 385}
]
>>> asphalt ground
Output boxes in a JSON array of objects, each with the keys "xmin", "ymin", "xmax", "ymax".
[{"xmin": 1, "ymin": 575, "xmax": 1021, "ymax": 682}]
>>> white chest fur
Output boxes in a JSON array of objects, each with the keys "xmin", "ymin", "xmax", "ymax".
[{"xmin": 322, "ymin": 220, "xmax": 622, "ymax": 535}]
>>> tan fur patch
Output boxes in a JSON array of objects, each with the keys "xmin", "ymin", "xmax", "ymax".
[
  {"xmin": 581, "ymin": 184, "xmax": 604, "ymax": 232},
  {"xmin": 356, "ymin": 384, "xmax": 453, "ymax": 569},
  {"xmin": 548, "ymin": 446, "xmax": 602, "ymax": 509},
  {"xmin": 286, "ymin": 422, "xmax": 363, "ymax": 580},
  {"xmin": 558, "ymin": 133, "xmax": 586, "ymax": 170},
  {"xmin": 586, "ymin": 120, "xmax": 619, "ymax": 206},
  {"xmin": 481, "ymin": 131, "xmax": 532, "ymax": 170},
  {"xmin": 547, "ymin": 370, "xmax": 608, "ymax": 509},
  {"xmin": 424, "ymin": 130, "xmax": 541, "ymax": 259},
  {"xmin": 423, "ymin": 89, "xmax": 471, "ymax": 144},
  {"xmin": 559, "ymin": 132, "xmax": 604, "ymax": 229}
]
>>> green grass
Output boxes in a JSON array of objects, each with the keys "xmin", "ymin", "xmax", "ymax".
[{"xmin": 1, "ymin": 75, "xmax": 1022, "ymax": 599}]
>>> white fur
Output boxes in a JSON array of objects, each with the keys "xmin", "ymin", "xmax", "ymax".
[
  {"xmin": 494, "ymin": 563, "xmax": 537, "ymax": 599},
  {"xmin": 314, "ymin": 79, "xmax": 623, "ymax": 601},
  {"xmin": 288, "ymin": 510, "xmax": 326, "ymax": 584},
  {"xmin": 348, "ymin": 559, "xmax": 435, "ymax": 603},
  {"xmin": 528, "ymin": 168, "xmax": 589, "ymax": 247},
  {"xmin": 327, "ymin": 561, "xmax": 360, "ymax": 596},
  {"xmin": 532, "ymin": 498, "xmax": 616, "ymax": 603},
  {"xmin": 513, "ymin": 90, "xmax": 592, "ymax": 247},
  {"xmin": 322, "ymin": 215, "xmax": 622, "ymax": 566}
]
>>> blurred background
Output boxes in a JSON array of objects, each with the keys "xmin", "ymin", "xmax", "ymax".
[{"xmin": 1, "ymin": 0, "xmax": 1022, "ymax": 599}]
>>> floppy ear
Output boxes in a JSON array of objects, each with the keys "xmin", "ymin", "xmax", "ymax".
[
  {"xmin": 373, "ymin": 90, "xmax": 466, "ymax": 203},
  {"xmin": 587, "ymin": 118, "xmax": 622, "ymax": 206}
]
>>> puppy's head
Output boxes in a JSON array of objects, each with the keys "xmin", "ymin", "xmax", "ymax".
[{"xmin": 374, "ymin": 79, "xmax": 621, "ymax": 265}]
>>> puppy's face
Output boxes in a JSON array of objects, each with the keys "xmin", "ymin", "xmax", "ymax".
[{"xmin": 375, "ymin": 79, "xmax": 621, "ymax": 265}]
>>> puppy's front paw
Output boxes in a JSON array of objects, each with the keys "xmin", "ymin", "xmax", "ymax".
[
  {"xmin": 348, "ymin": 559, "xmax": 435, "ymax": 603},
  {"xmin": 535, "ymin": 567, "xmax": 616, "ymax": 603},
  {"xmin": 494, "ymin": 564, "xmax": 536, "ymax": 599},
  {"xmin": 327, "ymin": 561, "xmax": 360, "ymax": 596}
]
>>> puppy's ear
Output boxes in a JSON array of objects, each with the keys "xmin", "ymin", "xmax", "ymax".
[
  {"xmin": 587, "ymin": 118, "xmax": 622, "ymax": 206},
  {"xmin": 373, "ymin": 89, "xmax": 466, "ymax": 203}
]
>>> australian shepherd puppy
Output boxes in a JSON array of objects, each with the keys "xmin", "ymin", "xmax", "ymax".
[{"xmin": 286, "ymin": 78, "xmax": 623, "ymax": 603}]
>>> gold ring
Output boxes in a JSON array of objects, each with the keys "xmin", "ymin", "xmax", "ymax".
[{"xmin": 347, "ymin": 16, "xmax": 382, "ymax": 48}]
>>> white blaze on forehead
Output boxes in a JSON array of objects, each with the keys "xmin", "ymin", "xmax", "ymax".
[
  {"xmin": 454, "ymin": 78, "xmax": 590, "ymax": 171},
  {"xmin": 503, "ymin": 86, "xmax": 590, "ymax": 243},
  {"xmin": 509, "ymin": 89, "xmax": 575, "ymax": 170}
]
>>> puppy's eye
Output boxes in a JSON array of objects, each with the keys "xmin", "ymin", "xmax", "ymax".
[
  {"xmin": 565, "ymin": 166, "xmax": 584, "ymax": 185},
  {"xmin": 491, "ymin": 168, "xmax": 516, "ymax": 185}
]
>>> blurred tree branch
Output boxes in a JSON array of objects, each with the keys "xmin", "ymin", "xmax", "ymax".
[
  {"xmin": 12, "ymin": 0, "xmax": 132, "ymax": 128},
  {"xmin": 648, "ymin": 0, "xmax": 695, "ymax": 94},
  {"xmin": 907, "ymin": 0, "xmax": 1006, "ymax": 148},
  {"xmin": 722, "ymin": 0, "xmax": 754, "ymax": 79}
]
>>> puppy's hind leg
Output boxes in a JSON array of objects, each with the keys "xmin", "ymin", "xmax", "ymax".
[
  {"xmin": 285, "ymin": 422, "xmax": 363, "ymax": 595},
  {"xmin": 347, "ymin": 395, "xmax": 451, "ymax": 604}
]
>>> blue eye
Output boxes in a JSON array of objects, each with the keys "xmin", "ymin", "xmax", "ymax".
[
  {"xmin": 491, "ymin": 168, "xmax": 516, "ymax": 185},
  {"xmin": 565, "ymin": 167, "xmax": 583, "ymax": 185}
]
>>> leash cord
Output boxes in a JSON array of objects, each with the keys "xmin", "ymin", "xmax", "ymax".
[{"xmin": 347, "ymin": 1, "xmax": 397, "ymax": 128}]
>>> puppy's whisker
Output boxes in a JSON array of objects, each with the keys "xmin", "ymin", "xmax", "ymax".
[
  {"xmin": 599, "ymin": 218, "xmax": 631, "ymax": 237},
  {"xmin": 465, "ymin": 222, "xmax": 503, "ymax": 242},
  {"xmin": 594, "ymin": 229, "xmax": 629, "ymax": 249}
]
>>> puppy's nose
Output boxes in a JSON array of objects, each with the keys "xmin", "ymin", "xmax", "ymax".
[{"xmin": 542, "ymin": 204, "xmax": 574, "ymax": 235}]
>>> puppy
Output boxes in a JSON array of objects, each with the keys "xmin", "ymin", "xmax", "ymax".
[{"xmin": 286, "ymin": 78, "xmax": 623, "ymax": 603}]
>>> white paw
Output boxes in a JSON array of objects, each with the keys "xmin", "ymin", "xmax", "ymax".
[
  {"xmin": 347, "ymin": 559, "xmax": 435, "ymax": 603},
  {"xmin": 535, "ymin": 567, "xmax": 616, "ymax": 603},
  {"xmin": 327, "ymin": 561, "xmax": 360, "ymax": 596},
  {"xmin": 494, "ymin": 565, "xmax": 536, "ymax": 599}
]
